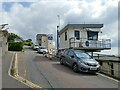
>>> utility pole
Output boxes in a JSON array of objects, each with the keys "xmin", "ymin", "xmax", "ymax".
[
  {"xmin": 57, "ymin": 15, "xmax": 60, "ymax": 50},
  {"xmin": 57, "ymin": 25, "xmax": 59, "ymax": 50}
]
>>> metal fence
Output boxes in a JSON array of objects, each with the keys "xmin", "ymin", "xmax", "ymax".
[
  {"xmin": 93, "ymin": 53, "xmax": 120, "ymax": 61},
  {"xmin": 69, "ymin": 37, "xmax": 111, "ymax": 49}
]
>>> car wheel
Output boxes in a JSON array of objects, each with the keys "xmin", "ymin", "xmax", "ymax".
[
  {"xmin": 72, "ymin": 63, "xmax": 79, "ymax": 73},
  {"xmin": 60, "ymin": 58, "xmax": 64, "ymax": 65}
]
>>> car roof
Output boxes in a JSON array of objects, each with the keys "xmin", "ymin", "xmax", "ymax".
[{"xmin": 39, "ymin": 46, "xmax": 47, "ymax": 48}]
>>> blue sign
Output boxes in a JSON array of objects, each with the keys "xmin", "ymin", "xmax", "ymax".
[
  {"xmin": 85, "ymin": 41, "xmax": 89, "ymax": 46},
  {"xmin": 48, "ymin": 35, "xmax": 53, "ymax": 40}
]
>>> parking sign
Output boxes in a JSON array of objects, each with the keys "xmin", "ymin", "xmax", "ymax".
[{"xmin": 48, "ymin": 34, "xmax": 53, "ymax": 40}]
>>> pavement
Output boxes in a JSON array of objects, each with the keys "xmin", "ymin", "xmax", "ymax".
[{"xmin": 2, "ymin": 51, "xmax": 32, "ymax": 89}]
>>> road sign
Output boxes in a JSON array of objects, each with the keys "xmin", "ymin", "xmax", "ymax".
[{"xmin": 48, "ymin": 34, "xmax": 53, "ymax": 40}]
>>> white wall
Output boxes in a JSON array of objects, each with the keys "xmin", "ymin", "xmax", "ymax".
[
  {"xmin": 59, "ymin": 27, "xmax": 101, "ymax": 49},
  {"xmin": 2, "ymin": 36, "xmax": 8, "ymax": 56},
  {"xmin": 60, "ymin": 27, "xmax": 88, "ymax": 49},
  {"xmin": 41, "ymin": 36, "xmax": 48, "ymax": 47},
  {"xmin": 0, "ymin": 31, "xmax": 8, "ymax": 57},
  {"xmin": 48, "ymin": 40, "xmax": 55, "ymax": 50},
  {"xmin": 59, "ymin": 30, "xmax": 69, "ymax": 49},
  {"xmin": 86, "ymin": 28, "xmax": 101, "ymax": 32}
]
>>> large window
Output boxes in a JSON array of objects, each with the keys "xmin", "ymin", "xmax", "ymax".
[
  {"xmin": 87, "ymin": 31, "xmax": 98, "ymax": 40},
  {"xmin": 74, "ymin": 31, "xmax": 80, "ymax": 40},
  {"xmin": 65, "ymin": 31, "xmax": 67, "ymax": 41}
]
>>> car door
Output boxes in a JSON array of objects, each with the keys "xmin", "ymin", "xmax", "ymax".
[
  {"xmin": 62, "ymin": 50, "xmax": 69, "ymax": 64},
  {"xmin": 67, "ymin": 50, "xmax": 75, "ymax": 66}
]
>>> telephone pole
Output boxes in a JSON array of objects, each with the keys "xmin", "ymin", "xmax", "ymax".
[{"xmin": 57, "ymin": 15, "xmax": 60, "ymax": 50}]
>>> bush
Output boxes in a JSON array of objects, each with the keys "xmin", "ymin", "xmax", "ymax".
[
  {"xmin": 11, "ymin": 68, "xmax": 16, "ymax": 76},
  {"xmin": 8, "ymin": 42, "xmax": 23, "ymax": 51}
]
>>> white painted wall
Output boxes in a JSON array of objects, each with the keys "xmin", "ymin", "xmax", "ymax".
[
  {"xmin": 41, "ymin": 36, "xmax": 48, "ymax": 47},
  {"xmin": 0, "ymin": 31, "xmax": 8, "ymax": 57},
  {"xmin": 0, "ymin": 32, "xmax": 2, "ymax": 87},
  {"xmin": 2, "ymin": 36, "xmax": 8, "ymax": 56},
  {"xmin": 86, "ymin": 28, "xmax": 101, "ymax": 32},
  {"xmin": 59, "ymin": 30, "xmax": 69, "ymax": 49},
  {"xmin": 60, "ymin": 27, "xmax": 88, "ymax": 49},
  {"xmin": 59, "ymin": 27, "xmax": 101, "ymax": 49},
  {"xmin": 48, "ymin": 40, "xmax": 55, "ymax": 50}
]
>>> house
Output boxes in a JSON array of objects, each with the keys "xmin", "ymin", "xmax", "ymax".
[
  {"xmin": 0, "ymin": 30, "xmax": 8, "ymax": 57},
  {"xmin": 36, "ymin": 34, "xmax": 55, "ymax": 50},
  {"xmin": 59, "ymin": 24, "xmax": 111, "ymax": 52},
  {"xmin": 36, "ymin": 34, "xmax": 48, "ymax": 46}
]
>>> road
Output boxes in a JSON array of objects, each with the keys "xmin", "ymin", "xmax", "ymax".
[{"xmin": 17, "ymin": 46, "xmax": 119, "ymax": 89}]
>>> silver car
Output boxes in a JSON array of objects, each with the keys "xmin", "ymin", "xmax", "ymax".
[
  {"xmin": 37, "ymin": 46, "xmax": 48, "ymax": 54},
  {"xmin": 60, "ymin": 49, "xmax": 100, "ymax": 73}
]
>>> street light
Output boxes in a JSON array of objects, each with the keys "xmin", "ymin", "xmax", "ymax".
[
  {"xmin": 57, "ymin": 25, "xmax": 59, "ymax": 50},
  {"xmin": 57, "ymin": 15, "xmax": 60, "ymax": 50}
]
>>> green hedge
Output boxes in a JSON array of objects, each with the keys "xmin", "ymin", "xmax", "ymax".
[{"xmin": 8, "ymin": 42, "xmax": 23, "ymax": 51}]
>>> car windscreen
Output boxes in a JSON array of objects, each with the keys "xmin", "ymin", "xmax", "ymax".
[{"xmin": 74, "ymin": 51, "xmax": 90, "ymax": 59}]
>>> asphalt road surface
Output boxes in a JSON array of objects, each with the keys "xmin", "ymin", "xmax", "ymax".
[{"xmin": 17, "ymin": 46, "xmax": 119, "ymax": 89}]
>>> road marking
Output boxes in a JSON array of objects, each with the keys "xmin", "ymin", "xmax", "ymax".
[{"xmin": 97, "ymin": 73, "xmax": 119, "ymax": 82}]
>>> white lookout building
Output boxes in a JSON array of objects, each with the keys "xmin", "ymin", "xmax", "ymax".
[{"xmin": 59, "ymin": 24, "xmax": 111, "ymax": 52}]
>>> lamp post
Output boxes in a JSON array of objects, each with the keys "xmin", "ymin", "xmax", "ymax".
[
  {"xmin": 57, "ymin": 15, "xmax": 60, "ymax": 50},
  {"xmin": 57, "ymin": 25, "xmax": 59, "ymax": 50}
]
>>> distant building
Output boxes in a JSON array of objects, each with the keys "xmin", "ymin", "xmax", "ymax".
[
  {"xmin": 0, "ymin": 30, "xmax": 8, "ymax": 57},
  {"xmin": 59, "ymin": 24, "xmax": 111, "ymax": 52},
  {"xmin": 36, "ymin": 34, "xmax": 55, "ymax": 50}
]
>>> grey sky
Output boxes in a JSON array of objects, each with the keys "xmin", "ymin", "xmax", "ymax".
[{"xmin": 0, "ymin": 0, "xmax": 119, "ymax": 55}]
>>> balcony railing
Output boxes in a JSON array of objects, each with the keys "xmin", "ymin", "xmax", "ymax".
[{"xmin": 69, "ymin": 37, "xmax": 111, "ymax": 50}]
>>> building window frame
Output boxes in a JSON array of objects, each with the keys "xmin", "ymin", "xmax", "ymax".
[
  {"xmin": 74, "ymin": 30, "xmax": 80, "ymax": 40},
  {"xmin": 87, "ymin": 31, "xmax": 98, "ymax": 40},
  {"xmin": 65, "ymin": 31, "xmax": 67, "ymax": 41}
]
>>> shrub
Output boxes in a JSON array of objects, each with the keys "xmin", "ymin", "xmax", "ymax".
[
  {"xmin": 8, "ymin": 42, "xmax": 23, "ymax": 51},
  {"xmin": 11, "ymin": 68, "xmax": 16, "ymax": 76}
]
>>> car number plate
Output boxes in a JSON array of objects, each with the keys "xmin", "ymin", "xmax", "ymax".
[{"xmin": 90, "ymin": 67, "xmax": 97, "ymax": 70}]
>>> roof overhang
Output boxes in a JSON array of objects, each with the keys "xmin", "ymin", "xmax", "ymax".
[{"xmin": 59, "ymin": 24, "xmax": 103, "ymax": 35}]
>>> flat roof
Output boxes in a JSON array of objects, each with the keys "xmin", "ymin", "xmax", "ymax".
[{"xmin": 59, "ymin": 24, "xmax": 103, "ymax": 35}]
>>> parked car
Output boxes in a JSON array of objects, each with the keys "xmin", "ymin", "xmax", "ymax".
[
  {"xmin": 60, "ymin": 49, "xmax": 100, "ymax": 73},
  {"xmin": 32, "ymin": 44, "xmax": 39, "ymax": 50},
  {"xmin": 38, "ymin": 46, "xmax": 48, "ymax": 54},
  {"xmin": 56, "ymin": 49, "xmax": 65, "ymax": 58}
]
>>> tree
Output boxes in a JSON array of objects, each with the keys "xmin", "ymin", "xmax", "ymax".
[
  {"xmin": 26, "ymin": 39, "xmax": 32, "ymax": 42},
  {"xmin": 7, "ymin": 33, "xmax": 23, "ymax": 42}
]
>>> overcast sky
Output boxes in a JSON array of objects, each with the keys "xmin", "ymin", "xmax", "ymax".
[{"xmin": 0, "ymin": 0, "xmax": 119, "ymax": 55}]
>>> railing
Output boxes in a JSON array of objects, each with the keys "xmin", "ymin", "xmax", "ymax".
[
  {"xmin": 93, "ymin": 53, "xmax": 119, "ymax": 61},
  {"xmin": 93, "ymin": 54, "xmax": 120, "ymax": 80},
  {"xmin": 69, "ymin": 37, "xmax": 111, "ymax": 50}
]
